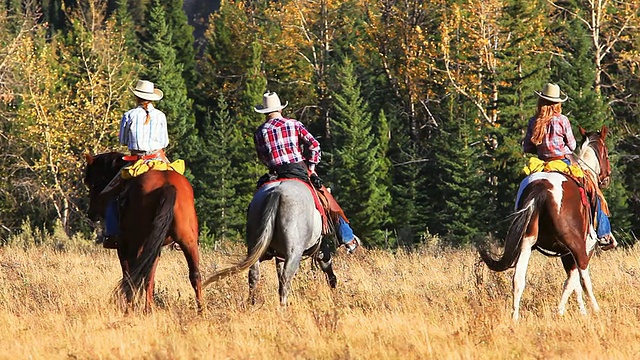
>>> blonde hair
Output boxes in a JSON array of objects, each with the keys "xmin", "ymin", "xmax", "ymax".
[
  {"xmin": 137, "ymin": 97, "xmax": 153, "ymax": 125},
  {"xmin": 530, "ymin": 98, "xmax": 562, "ymax": 145}
]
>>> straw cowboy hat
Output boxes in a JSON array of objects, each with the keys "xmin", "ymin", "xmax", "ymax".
[
  {"xmin": 130, "ymin": 80, "xmax": 163, "ymax": 101},
  {"xmin": 254, "ymin": 91, "xmax": 288, "ymax": 113},
  {"xmin": 535, "ymin": 83, "xmax": 568, "ymax": 103}
]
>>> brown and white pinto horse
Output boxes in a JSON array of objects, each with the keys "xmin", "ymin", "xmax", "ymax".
[
  {"xmin": 480, "ymin": 125, "xmax": 612, "ymax": 320},
  {"xmin": 84, "ymin": 152, "xmax": 203, "ymax": 313}
]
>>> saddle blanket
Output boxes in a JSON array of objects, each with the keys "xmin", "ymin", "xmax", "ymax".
[
  {"xmin": 523, "ymin": 157, "xmax": 584, "ymax": 178},
  {"xmin": 258, "ymin": 178, "xmax": 329, "ymax": 233},
  {"xmin": 121, "ymin": 159, "xmax": 186, "ymax": 179}
]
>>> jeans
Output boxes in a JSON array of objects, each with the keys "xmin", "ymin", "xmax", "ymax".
[
  {"xmin": 596, "ymin": 198, "xmax": 612, "ymax": 238},
  {"xmin": 336, "ymin": 217, "xmax": 354, "ymax": 244},
  {"xmin": 105, "ymin": 199, "xmax": 119, "ymax": 237}
]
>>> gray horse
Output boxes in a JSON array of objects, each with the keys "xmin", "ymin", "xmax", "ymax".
[{"xmin": 203, "ymin": 179, "xmax": 337, "ymax": 306}]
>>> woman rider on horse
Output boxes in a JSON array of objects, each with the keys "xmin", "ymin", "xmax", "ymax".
[{"xmin": 523, "ymin": 83, "xmax": 616, "ymax": 250}]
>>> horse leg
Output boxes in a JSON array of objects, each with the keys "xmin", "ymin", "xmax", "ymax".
[
  {"xmin": 117, "ymin": 248, "xmax": 134, "ymax": 312},
  {"xmin": 565, "ymin": 243, "xmax": 600, "ymax": 314},
  {"xmin": 578, "ymin": 266, "xmax": 600, "ymax": 313},
  {"xmin": 559, "ymin": 255, "xmax": 586, "ymax": 316},
  {"xmin": 317, "ymin": 241, "xmax": 337, "ymax": 288},
  {"xmin": 144, "ymin": 256, "xmax": 161, "ymax": 313},
  {"xmin": 248, "ymin": 260, "xmax": 261, "ymax": 305},
  {"xmin": 278, "ymin": 255, "xmax": 302, "ymax": 307},
  {"xmin": 512, "ymin": 235, "xmax": 535, "ymax": 321},
  {"xmin": 177, "ymin": 240, "xmax": 203, "ymax": 313}
]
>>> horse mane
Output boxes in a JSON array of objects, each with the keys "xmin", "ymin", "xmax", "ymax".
[{"xmin": 577, "ymin": 137, "xmax": 601, "ymax": 177}]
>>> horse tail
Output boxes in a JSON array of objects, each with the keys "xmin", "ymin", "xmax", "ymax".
[
  {"xmin": 119, "ymin": 184, "xmax": 176, "ymax": 299},
  {"xmin": 480, "ymin": 190, "xmax": 543, "ymax": 272},
  {"xmin": 202, "ymin": 191, "xmax": 279, "ymax": 287}
]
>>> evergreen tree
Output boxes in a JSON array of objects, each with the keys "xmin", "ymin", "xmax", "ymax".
[
  {"xmin": 329, "ymin": 59, "xmax": 391, "ymax": 246},
  {"xmin": 192, "ymin": 94, "xmax": 247, "ymax": 245},
  {"xmin": 424, "ymin": 97, "xmax": 493, "ymax": 246},
  {"xmin": 164, "ymin": 0, "xmax": 197, "ymax": 90},
  {"xmin": 114, "ymin": 0, "xmax": 139, "ymax": 57},
  {"xmin": 140, "ymin": 0, "xmax": 198, "ymax": 164},
  {"xmin": 386, "ymin": 128, "xmax": 432, "ymax": 246},
  {"xmin": 236, "ymin": 41, "xmax": 268, "ymax": 209}
]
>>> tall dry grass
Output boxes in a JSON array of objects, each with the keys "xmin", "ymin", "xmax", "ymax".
[{"xmin": 0, "ymin": 236, "xmax": 639, "ymax": 359}]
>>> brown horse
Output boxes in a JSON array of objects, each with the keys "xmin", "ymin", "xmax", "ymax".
[
  {"xmin": 84, "ymin": 152, "xmax": 202, "ymax": 312},
  {"xmin": 479, "ymin": 125, "xmax": 612, "ymax": 320}
]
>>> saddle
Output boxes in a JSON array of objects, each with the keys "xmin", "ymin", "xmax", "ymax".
[
  {"xmin": 257, "ymin": 174, "xmax": 333, "ymax": 234},
  {"xmin": 522, "ymin": 157, "xmax": 610, "ymax": 223}
]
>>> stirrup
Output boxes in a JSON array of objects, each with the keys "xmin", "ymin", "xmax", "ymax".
[
  {"xmin": 598, "ymin": 234, "xmax": 617, "ymax": 250},
  {"xmin": 345, "ymin": 236, "xmax": 361, "ymax": 254},
  {"xmin": 101, "ymin": 235, "xmax": 119, "ymax": 249}
]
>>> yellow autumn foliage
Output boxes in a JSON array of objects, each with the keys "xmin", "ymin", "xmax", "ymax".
[{"xmin": 9, "ymin": 2, "xmax": 137, "ymax": 229}]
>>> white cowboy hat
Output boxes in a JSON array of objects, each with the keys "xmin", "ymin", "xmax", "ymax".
[
  {"xmin": 129, "ymin": 80, "xmax": 163, "ymax": 101},
  {"xmin": 254, "ymin": 91, "xmax": 288, "ymax": 113},
  {"xmin": 535, "ymin": 83, "xmax": 568, "ymax": 103}
]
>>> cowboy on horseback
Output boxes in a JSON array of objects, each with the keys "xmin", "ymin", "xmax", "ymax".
[
  {"xmin": 100, "ymin": 80, "xmax": 172, "ymax": 249},
  {"xmin": 523, "ymin": 83, "xmax": 616, "ymax": 250},
  {"xmin": 253, "ymin": 91, "xmax": 361, "ymax": 253}
]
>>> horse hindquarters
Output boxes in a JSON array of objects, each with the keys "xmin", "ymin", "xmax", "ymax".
[
  {"xmin": 479, "ymin": 196, "xmax": 539, "ymax": 272},
  {"xmin": 118, "ymin": 184, "xmax": 176, "ymax": 310},
  {"xmin": 479, "ymin": 183, "xmax": 546, "ymax": 320}
]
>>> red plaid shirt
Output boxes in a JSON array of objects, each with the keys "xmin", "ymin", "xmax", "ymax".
[
  {"xmin": 254, "ymin": 117, "xmax": 321, "ymax": 170},
  {"xmin": 523, "ymin": 113, "xmax": 576, "ymax": 160}
]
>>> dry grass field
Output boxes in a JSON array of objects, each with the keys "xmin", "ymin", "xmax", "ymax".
[{"xmin": 1, "ymin": 233, "xmax": 640, "ymax": 360}]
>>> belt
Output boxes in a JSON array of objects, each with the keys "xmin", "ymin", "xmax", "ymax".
[
  {"xmin": 123, "ymin": 149, "xmax": 166, "ymax": 162},
  {"xmin": 543, "ymin": 155, "xmax": 567, "ymax": 161}
]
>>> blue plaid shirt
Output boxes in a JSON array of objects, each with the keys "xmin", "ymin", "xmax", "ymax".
[{"xmin": 119, "ymin": 104, "xmax": 169, "ymax": 153}]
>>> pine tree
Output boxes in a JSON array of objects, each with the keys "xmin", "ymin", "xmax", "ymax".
[
  {"xmin": 114, "ymin": 0, "xmax": 139, "ymax": 58},
  {"xmin": 236, "ymin": 41, "xmax": 268, "ymax": 208},
  {"xmin": 424, "ymin": 98, "xmax": 493, "ymax": 246},
  {"xmin": 388, "ymin": 139, "xmax": 431, "ymax": 246},
  {"xmin": 329, "ymin": 59, "xmax": 391, "ymax": 246},
  {"xmin": 140, "ymin": 0, "xmax": 198, "ymax": 164},
  {"xmin": 192, "ymin": 94, "xmax": 247, "ymax": 245},
  {"xmin": 164, "ymin": 0, "xmax": 197, "ymax": 90}
]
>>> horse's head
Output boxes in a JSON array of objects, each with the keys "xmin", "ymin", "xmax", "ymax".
[
  {"xmin": 84, "ymin": 152, "xmax": 128, "ymax": 221},
  {"xmin": 578, "ymin": 125, "xmax": 612, "ymax": 188}
]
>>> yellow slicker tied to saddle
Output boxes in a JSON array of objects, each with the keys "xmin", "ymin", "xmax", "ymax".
[
  {"xmin": 523, "ymin": 157, "xmax": 584, "ymax": 178},
  {"xmin": 121, "ymin": 159, "xmax": 186, "ymax": 179}
]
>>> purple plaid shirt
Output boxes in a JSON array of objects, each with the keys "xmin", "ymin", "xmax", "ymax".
[
  {"xmin": 254, "ymin": 117, "xmax": 321, "ymax": 170},
  {"xmin": 523, "ymin": 113, "xmax": 576, "ymax": 160}
]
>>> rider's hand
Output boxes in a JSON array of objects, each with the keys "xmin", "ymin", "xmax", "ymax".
[{"xmin": 310, "ymin": 173, "xmax": 323, "ymax": 189}]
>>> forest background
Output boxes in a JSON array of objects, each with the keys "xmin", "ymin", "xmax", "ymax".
[{"xmin": 1, "ymin": 0, "xmax": 640, "ymax": 250}]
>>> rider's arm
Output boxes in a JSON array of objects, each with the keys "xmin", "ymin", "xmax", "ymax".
[
  {"xmin": 296, "ymin": 121, "xmax": 320, "ymax": 171},
  {"xmin": 523, "ymin": 118, "xmax": 537, "ymax": 154},
  {"xmin": 562, "ymin": 115, "xmax": 577, "ymax": 152},
  {"xmin": 253, "ymin": 129, "xmax": 269, "ymax": 166},
  {"xmin": 119, "ymin": 113, "xmax": 129, "ymax": 146},
  {"xmin": 156, "ymin": 111, "xmax": 169, "ymax": 149}
]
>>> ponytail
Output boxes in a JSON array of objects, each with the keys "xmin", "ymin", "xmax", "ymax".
[{"xmin": 137, "ymin": 97, "xmax": 152, "ymax": 125}]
